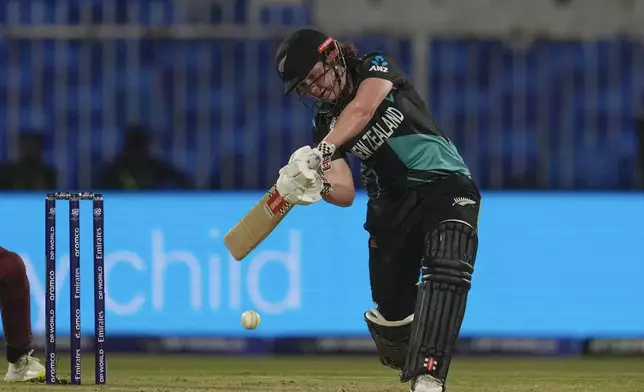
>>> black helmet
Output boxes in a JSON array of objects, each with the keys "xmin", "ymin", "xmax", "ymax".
[{"xmin": 275, "ymin": 29, "xmax": 336, "ymax": 94}]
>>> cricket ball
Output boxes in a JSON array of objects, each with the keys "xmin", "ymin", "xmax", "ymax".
[{"xmin": 241, "ymin": 310, "xmax": 260, "ymax": 330}]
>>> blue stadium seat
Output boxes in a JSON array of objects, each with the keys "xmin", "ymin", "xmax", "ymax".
[{"xmin": 0, "ymin": 1, "xmax": 640, "ymax": 189}]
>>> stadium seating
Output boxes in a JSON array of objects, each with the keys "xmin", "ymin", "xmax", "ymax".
[{"xmin": 0, "ymin": 0, "xmax": 638, "ymax": 189}]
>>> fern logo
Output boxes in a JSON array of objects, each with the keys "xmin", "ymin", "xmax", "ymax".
[{"xmin": 452, "ymin": 197, "xmax": 476, "ymax": 207}]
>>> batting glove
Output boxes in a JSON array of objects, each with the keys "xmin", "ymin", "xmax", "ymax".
[
  {"xmin": 288, "ymin": 142, "xmax": 336, "ymax": 172},
  {"xmin": 312, "ymin": 140, "xmax": 336, "ymax": 172},
  {"xmin": 319, "ymin": 174, "xmax": 332, "ymax": 196},
  {"xmin": 275, "ymin": 160, "xmax": 326, "ymax": 205}
]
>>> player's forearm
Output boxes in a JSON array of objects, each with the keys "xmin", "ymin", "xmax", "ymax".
[
  {"xmin": 322, "ymin": 183, "xmax": 355, "ymax": 207},
  {"xmin": 323, "ymin": 102, "xmax": 373, "ymax": 148},
  {"xmin": 320, "ymin": 159, "xmax": 355, "ymax": 207}
]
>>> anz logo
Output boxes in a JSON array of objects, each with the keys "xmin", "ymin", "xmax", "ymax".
[{"xmin": 369, "ymin": 55, "xmax": 389, "ymax": 73}]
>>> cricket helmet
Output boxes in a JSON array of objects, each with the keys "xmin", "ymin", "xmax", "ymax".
[{"xmin": 275, "ymin": 28, "xmax": 344, "ymax": 94}]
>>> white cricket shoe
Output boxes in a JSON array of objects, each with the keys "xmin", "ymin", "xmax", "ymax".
[
  {"xmin": 4, "ymin": 350, "xmax": 45, "ymax": 382},
  {"xmin": 410, "ymin": 374, "xmax": 444, "ymax": 392}
]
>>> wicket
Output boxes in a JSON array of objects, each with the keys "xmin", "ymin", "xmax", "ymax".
[{"xmin": 45, "ymin": 192, "xmax": 106, "ymax": 385}]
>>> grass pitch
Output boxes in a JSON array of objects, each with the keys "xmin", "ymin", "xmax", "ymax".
[{"xmin": 1, "ymin": 354, "xmax": 643, "ymax": 391}]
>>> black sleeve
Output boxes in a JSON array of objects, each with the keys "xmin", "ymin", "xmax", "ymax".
[
  {"xmin": 356, "ymin": 51, "xmax": 406, "ymax": 87},
  {"xmin": 312, "ymin": 116, "xmax": 349, "ymax": 164}
]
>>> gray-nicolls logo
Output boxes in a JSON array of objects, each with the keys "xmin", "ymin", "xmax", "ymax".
[
  {"xmin": 452, "ymin": 197, "xmax": 476, "ymax": 207},
  {"xmin": 423, "ymin": 356, "xmax": 438, "ymax": 372}
]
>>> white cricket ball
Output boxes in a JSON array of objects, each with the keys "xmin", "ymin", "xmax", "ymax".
[{"xmin": 241, "ymin": 310, "xmax": 260, "ymax": 330}]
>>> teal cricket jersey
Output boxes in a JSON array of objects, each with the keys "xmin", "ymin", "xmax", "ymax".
[{"xmin": 313, "ymin": 51, "xmax": 470, "ymax": 198}]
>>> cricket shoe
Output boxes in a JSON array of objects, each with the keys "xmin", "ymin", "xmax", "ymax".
[
  {"xmin": 4, "ymin": 350, "xmax": 45, "ymax": 382},
  {"xmin": 409, "ymin": 374, "xmax": 445, "ymax": 392}
]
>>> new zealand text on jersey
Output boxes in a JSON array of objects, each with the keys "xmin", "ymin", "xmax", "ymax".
[{"xmin": 351, "ymin": 107, "xmax": 404, "ymax": 160}]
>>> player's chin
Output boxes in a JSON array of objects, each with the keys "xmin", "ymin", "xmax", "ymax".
[{"xmin": 319, "ymin": 90, "xmax": 338, "ymax": 103}]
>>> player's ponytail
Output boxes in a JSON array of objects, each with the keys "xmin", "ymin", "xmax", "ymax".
[
  {"xmin": 338, "ymin": 42, "xmax": 361, "ymax": 77},
  {"xmin": 339, "ymin": 42, "xmax": 358, "ymax": 61}
]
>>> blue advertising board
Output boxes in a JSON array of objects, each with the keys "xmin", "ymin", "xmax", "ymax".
[{"xmin": 0, "ymin": 192, "xmax": 642, "ymax": 338}]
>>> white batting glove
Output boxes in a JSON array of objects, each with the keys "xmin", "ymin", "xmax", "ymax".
[
  {"xmin": 313, "ymin": 141, "xmax": 336, "ymax": 172},
  {"xmin": 275, "ymin": 160, "xmax": 330, "ymax": 205},
  {"xmin": 289, "ymin": 142, "xmax": 336, "ymax": 172},
  {"xmin": 288, "ymin": 146, "xmax": 319, "ymax": 167}
]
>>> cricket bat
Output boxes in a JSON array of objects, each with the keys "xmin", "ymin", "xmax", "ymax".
[{"xmin": 224, "ymin": 184, "xmax": 294, "ymax": 261}]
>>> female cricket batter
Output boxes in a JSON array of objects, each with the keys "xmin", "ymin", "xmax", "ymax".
[{"xmin": 273, "ymin": 29, "xmax": 481, "ymax": 392}]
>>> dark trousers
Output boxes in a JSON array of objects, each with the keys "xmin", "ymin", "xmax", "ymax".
[
  {"xmin": 365, "ymin": 174, "xmax": 481, "ymax": 321},
  {"xmin": 0, "ymin": 247, "xmax": 33, "ymax": 362}
]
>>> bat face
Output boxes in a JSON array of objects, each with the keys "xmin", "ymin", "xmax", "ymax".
[{"xmin": 224, "ymin": 185, "xmax": 294, "ymax": 261}]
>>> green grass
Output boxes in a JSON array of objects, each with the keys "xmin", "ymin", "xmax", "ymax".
[{"xmin": 1, "ymin": 354, "xmax": 644, "ymax": 391}]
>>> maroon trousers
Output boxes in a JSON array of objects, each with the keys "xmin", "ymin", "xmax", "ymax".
[{"xmin": 0, "ymin": 247, "xmax": 32, "ymax": 362}]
